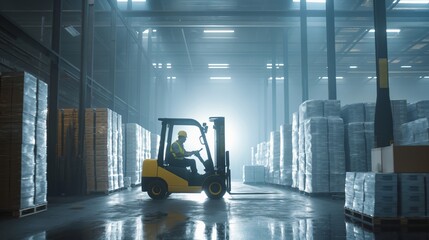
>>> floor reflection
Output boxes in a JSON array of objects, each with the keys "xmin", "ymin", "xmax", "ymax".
[{"xmin": 345, "ymin": 220, "xmax": 429, "ymax": 240}]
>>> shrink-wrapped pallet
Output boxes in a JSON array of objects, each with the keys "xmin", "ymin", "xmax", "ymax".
[
  {"xmin": 304, "ymin": 117, "xmax": 329, "ymax": 193},
  {"xmin": 344, "ymin": 172, "xmax": 355, "ymax": 209},
  {"xmin": 124, "ymin": 123, "xmax": 143, "ymax": 185},
  {"xmin": 280, "ymin": 124, "xmax": 292, "ymax": 186},
  {"xmin": 0, "ymin": 72, "xmax": 48, "ymax": 213},
  {"xmin": 399, "ymin": 174, "xmax": 426, "ymax": 217},
  {"xmin": 269, "ymin": 131, "xmax": 280, "ymax": 174},
  {"xmin": 328, "ymin": 117, "xmax": 346, "ymax": 193},
  {"xmin": 291, "ymin": 112, "xmax": 299, "ymax": 188},
  {"xmin": 407, "ymin": 100, "xmax": 429, "ymax": 121},
  {"xmin": 391, "ymin": 100, "xmax": 408, "ymax": 144},
  {"xmin": 363, "ymin": 173, "xmax": 397, "ymax": 217},
  {"xmin": 400, "ymin": 118, "xmax": 429, "ymax": 145},
  {"xmin": 345, "ymin": 123, "xmax": 367, "ymax": 172}
]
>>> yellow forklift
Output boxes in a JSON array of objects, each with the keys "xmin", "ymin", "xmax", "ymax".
[{"xmin": 141, "ymin": 117, "xmax": 231, "ymax": 199}]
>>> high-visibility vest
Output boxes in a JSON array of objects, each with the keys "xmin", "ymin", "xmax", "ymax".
[{"xmin": 170, "ymin": 140, "xmax": 185, "ymax": 159}]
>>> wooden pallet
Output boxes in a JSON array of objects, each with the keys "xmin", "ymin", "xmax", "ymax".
[
  {"xmin": 344, "ymin": 207, "xmax": 429, "ymax": 227},
  {"xmin": 1, "ymin": 204, "xmax": 47, "ymax": 218}
]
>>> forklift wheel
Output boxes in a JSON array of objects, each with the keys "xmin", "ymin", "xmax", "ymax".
[
  {"xmin": 147, "ymin": 179, "xmax": 167, "ymax": 200},
  {"xmin": 204, "ymin": 177, "xmax": 226, "ymax": 199}
]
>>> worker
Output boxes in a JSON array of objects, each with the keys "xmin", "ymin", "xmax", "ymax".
[{"xmin": 169, "ymin": 130, "xmax": 200, "ymax": 174}]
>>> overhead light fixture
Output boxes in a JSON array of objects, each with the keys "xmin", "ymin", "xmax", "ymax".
[
  {"xmin": 420, "ymin": 76, "xmax": 429, "ymax": 79},
  {"xmin": 319, "ymin": 76, "xmax": 344, "ymax": 80},
  {"xmin": 166, "ymin": 76, "xmax": 176, "ymax": 80},
  {"xmin": 166, "ymin": 63, "xmax": 172, "ymax": 69},
  {"xmin": 399, "ymin": 0, "xmax": 429, "ymax": 3},
  {"xmin": 401, "ymin": 65, "xmax": 412, "ymax": 68},
  {"xmin": 210, "ymin": 77, "xmax": 231, "ymax": 80},
  {"xmin": 368, "ymin": 28, "xmax": 401, "ymax": 33},
  {"xmin": 208, "ymin": 64, "xmax": 229, "ymax": 69},
  {"xmin": 204, "ymin": 29, "xmax": 234, "ymax": 33},
  {"xmin": 117, "ymin": 0, "xmax": 146, "ymax": 2},
  {"xmin": 64, "ymin": 25, "xmax": 80, "ymax": 37},
  {"xmin": 268, "ymin": 77, "xmax": 284, "ymax": 81},
  {"xmin": 293, "ymin": 0, "xmax": 326, "ymax": 3},
  {"xmin": 349, "ymin": 66, "xmax": 358, "ymax": 69},
  {"xmin": 266, "ymin": 63, "xmax": 284, "ymax": 69}
]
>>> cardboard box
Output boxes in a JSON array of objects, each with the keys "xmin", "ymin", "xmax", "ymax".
[{"xmin": 380, "ymin": 145, "xmax": 429, "ymax": 173}]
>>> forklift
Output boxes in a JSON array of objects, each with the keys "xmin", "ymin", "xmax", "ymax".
[{"xmin": 141, "ymin": 117, "xmax": 231, "ymax": 199}]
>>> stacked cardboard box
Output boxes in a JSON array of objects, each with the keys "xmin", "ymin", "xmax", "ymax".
[
  {"xmin": 399, "ymin": 174, "xmax": 426, "ymax": 217},
  {"xmin": 85, "ymin": 108, "xmax": 121, "ymax": 193},
  {"xmin": 400, "ymin": 118, "xmax": 429, "ymax": 145},
  {"xmin": 363, "ymin": 173, "xmax": 398, "ymax": 217},
  {"xmin": 0, "ymin": 72, "xmax": 47, "ymax": 213},
  {"xmin": 391, "ymin": 100, "xmax": 408, "ymax": 144}
]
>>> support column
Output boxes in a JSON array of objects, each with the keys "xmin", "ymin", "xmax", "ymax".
[
  {"xmin": 271, "ymin": 31, "xmax": 277, "ymax": 131},
  {"xmin": 283, "ymin": 29, "xmax": 289, "ymax": 124},
  {"xmin": 77, "ymin": 0, "xmax": 89, "ymax": 194},
  {"xmin": 326, "ymin": 0, "xmax": 337, "ymax": 100},
  {"xmin": 86, "ymin": 0, "xmax": 95, "ymax": 107},
  {"xmin": 109, "ymin": 3, "xmax": 117, "ymax": 111},
  {"xmin": 373, "ymin": 0, "xmax": 394, "ymax": 147},
  {"xmin": 300, "ymin": 0, "xmax": 309, "ymax": 101},
  {"xmin": 47, "ymin": 0, "xmax": 62, "ymax": 196}
]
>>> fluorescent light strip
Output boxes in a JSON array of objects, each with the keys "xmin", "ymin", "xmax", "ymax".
[
  {"xmin": 267, "ymin": 63, "xmax": 284, "ymax": 69},
  {"xmin": 319, "ymin": 76, "xmax": 344, "ymax": 80},
  {"xmin": 204, "ymin": 30, "xmax": 234, "ymax": 33},
  {"xmin": 293, "ymin": 0, "xmax": 326, "ymax": 2},
  {"xmin": 117, "ymin": 0, "xmax": 146, "ymax": 2},
  {"xmin": 166, "ymin": 63, "xmax": 172, "ymax": 69},
  {"xmin": 399, "ymin": 0, "xmax": 429, "ymax": 3},
  {"xmin": 268, "ymin": 77, "xmax": 285, "ymax": 80},
  {"xmin": 401, "ymin": 65, "xmax": 412, "ymax": 68},
  {"xmin": 369, "ymin": 28, "xmax": 401, "ymax": 33},
  {"xmin": 349, "ymin": 66, "xmax": 358, "ymax": 69},
  {"xmin": 208, "ymin": 64, "xmax": 229, "ymax": 69},
  {"xmin": 210, "ymin": 77, "xmax": 231, "ymax": 80}
]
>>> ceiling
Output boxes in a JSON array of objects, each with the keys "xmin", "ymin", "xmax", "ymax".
[{"xmin": 1, "ymin": 0, "xmax": 429, "ymax": 87}]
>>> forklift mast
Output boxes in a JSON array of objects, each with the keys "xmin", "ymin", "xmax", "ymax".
[{"xmin": 210, "ymin": 117, "xmax": 225, "ymax": 174}]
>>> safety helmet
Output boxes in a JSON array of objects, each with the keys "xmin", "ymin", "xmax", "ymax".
[{"xmin": 178, "ymin": 130, "xmax": 187, "ymax": 138}]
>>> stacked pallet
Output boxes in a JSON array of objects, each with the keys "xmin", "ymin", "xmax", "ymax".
[
  {"xmin": 342, "ymin": 103, "xmax": 375, "ymax": 172},
  {"xmin": 346, "ymin": 172, "xmax": 429, "ymax": 218},
  {"xmin": 85, "ymin": 108, "xmax": 124, "ymax": 193},
  {"xmin": 124, "ymin": 123, "xmax": 152, "ymax": 186},
  {"xmin": 267, "ymin": 131, "xmax": 280, "ymax": 184},
  {"xmin": 298, "ymin": 100, "xmax": 345, "ymax": 193},
  {"xmin": 279, "ymin": 124, "xmax": 292, "ymax": 186},
  {"xmin": 0, "ymin": 72, "xmax": 48, "ymax": 216},
  {"xmin": 242, "ymin": 165, "xmax": 265, "ymax": 183}
]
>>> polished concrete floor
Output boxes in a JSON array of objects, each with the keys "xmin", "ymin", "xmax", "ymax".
[{"xmin": 1, "ymin": 181, "xmax": 428, "ymax": 239}]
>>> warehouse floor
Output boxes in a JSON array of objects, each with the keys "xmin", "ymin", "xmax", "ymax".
[{"xmin": 1, "ymin": 182, "xmax": 428, "ymax": 239}]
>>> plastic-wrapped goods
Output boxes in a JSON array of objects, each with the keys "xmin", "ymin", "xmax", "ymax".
[
  {"xmin": 299, "ymin": 100, "xmax": 324, "ymax": 122},
  {"xmin": 344, "ymin": 172, "xmax": 356, "ymax": 209},
  {"xmin": 345, "ymin": 123, "xmax": 366, "ymax": 172},
  {"xmin": 364, "ymin": 103, "xmax": 375, "ymax": 122},
  {"xmin": 35, "ymin": 80, "xmax": 48, "ymax": 205},
  {"xmin": 324, "ymin": 100, "xmax": 341, "ymax": 117},
  {"xmin": 304, "ymin": 117, "xmax": 329, "ymax": 193},
  {"xmin": 298, "ymin": 122, "xmax": 306, "ymax": 191},
  {"xmin": 400, "ymin": 118, "xmax": 429, "ymax": 145},
  {"xmin": 352, "ymin": 173, "xmax": 365, "ymax": 213},
  {"xmin": 364, "ymin": 122, "xmax": 374, "ymax": 170},
  {"xmin": 85, "ymin": 108, "xmax": 120, "ymax": 193},
  {"xmin": 280, "ymin": 124, "xmax": 293, "ymax": 186},
  {"xmin": 407, "ymin": 100, "xmax": 429, "ymax": 121},
  {"xmin": 399, "ymin": 174, "xmax": 426, "ymax": 217},
  {"xmin": 269, "ymin": 131, "xmax": 280, "ymax": 173},
  {"xmin": 151, "ymin": 133, "xmax": 160, "ymax": 160},
  {"xmin": 117, "ymin": 115, "xmax": 124, "ymax": 189},
  {"xmin": 292, "ymin": 112, "xmax": 299, "ymax": 188},
  {"xmin": 341, "ymin": 103, "xmax": 365, "ymax": 124},
  {"xmin": 124, "ymin": 123, "xmax": 143, "ymax": 185},
  {"xmin": 391, "ymin": 100, "xmax": 408, "ymax": 144},
  {"xmin": 328, "ymin": 117, "xmax": 346, "ymax": 192},
  {"xmin": 363, "ymin": 173, "xmax": 398, "ymax": 217}
]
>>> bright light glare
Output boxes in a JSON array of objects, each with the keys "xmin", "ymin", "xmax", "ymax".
[
  {"xmin": 349, "ymin": 66, "xmax": 358, "ymax": 69},
  {"xmin": 401, "ymin": 65, "xmax": 412, "ymax": 68},
  {"xmin": 117, "ymin": 0, "xmax": 146, "ymax": 2},
  {"xmin": 208, "ymin": 64, "xmax": 229, "ymax": 69},
  {"xmin": 399, "ymin": 0, "xmax": 429, "ymax": 3},
  {"xmin": 268, "ymin": 77, "xmax": 284, "ymax": 80},
  {"xmin": 204, "ymin": 29, "xmax": 234, "ymax": 33},
  {"xmin": 210, "ymin": 77, "xmax": 231, "ymax": 80},
  {"xmin": 319, "ymin": 76, "xmax": 343, "ymax": 80},
  {"xmin": 369, "ymin": 29, "xmax": 401, "ymax": 33},
  {"xmin": 293, "ymin": 0, "xmax": 326, "ymax": 3}
]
